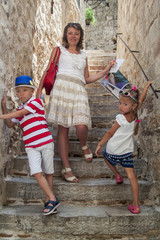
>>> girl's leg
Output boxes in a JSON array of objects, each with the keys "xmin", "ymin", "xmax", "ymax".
[
  {"xmin": 124, "ymin": 168, "xmax": 139, "ymax": 206},
  {"xmin": 76, "ymin": 125, "xmax": 92, "ymax": 156},
  {"xmin": 57, "ymin": 125, "xmax": 78, "ymax": 182},
  {"xmin": 103, "ymin": 157, "xmax": 123, "ymax": 183},
  {"xmin": 104, "ymin": 157, "xmax": 120, "ymax": 175}
]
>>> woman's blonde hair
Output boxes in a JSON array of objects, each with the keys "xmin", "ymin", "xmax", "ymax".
[{"xmin": 62, "ymin": 23, "xmax": 84, "ymax": 51}]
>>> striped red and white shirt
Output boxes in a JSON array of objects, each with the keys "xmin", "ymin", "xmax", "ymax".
[{"xmin": 12, "ymin": 97, "xmax": 53, "ymax": 148}]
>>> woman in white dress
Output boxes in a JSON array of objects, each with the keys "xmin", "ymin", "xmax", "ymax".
[{"xmin": 36, "ymin": 23, "xmax": 115, "ymax": 183}]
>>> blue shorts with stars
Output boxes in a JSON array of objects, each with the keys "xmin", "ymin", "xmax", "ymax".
[{"xmin": 103, "ymin": 149, "xmax": 134, "ymax": 168}]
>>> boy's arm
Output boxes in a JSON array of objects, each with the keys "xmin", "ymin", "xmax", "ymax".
[
  {"xmin": 139, "ymin": 81, "xmax": 152, "ymax": 109},
  {"xmin": 95, "ymin": 121, "xmax": 120, "ymax": 156},
  {"xmin": 1, "ymin": 97, "xmax": 30, "ymax": 127},
  {"xmin": 0, "ymin": 108, "xmax": 29, "ymax": 120},
  {"xmin": 1, "ymin": 97, "xmax": 16, "ymax": 128}
]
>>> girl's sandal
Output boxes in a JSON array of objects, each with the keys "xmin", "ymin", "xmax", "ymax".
[
  {"xmin": 128, "ymin": 204, "xmax": 140, "ymax": 214},
  {"xmin": 61, "ymin": 168, "xmax": 79, "ymax": 183},
  {"xmin": 82, "ymin": 145, "xmax": 93, "ymax": 163}
]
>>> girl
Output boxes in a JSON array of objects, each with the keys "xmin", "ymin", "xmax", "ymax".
[{"xmin": 95, "ymin": 81, "xmax": 152, "ymax": 214}]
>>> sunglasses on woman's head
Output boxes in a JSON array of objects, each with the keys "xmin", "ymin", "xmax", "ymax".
[
  {"xmin": 68, "ymin": 23, "xmax": 81, "ymax": 27},
  {"xmin": 119, "ymin": 90, "xmax": 137, "ymax": 102}
]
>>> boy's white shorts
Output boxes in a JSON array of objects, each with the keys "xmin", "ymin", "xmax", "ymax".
[{"xmin": 25, "ymin": 142, "xmax": 54, "ymax": 176}]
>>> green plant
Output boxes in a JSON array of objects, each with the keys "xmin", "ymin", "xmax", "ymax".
[{"xmin": 85, "ymin": 7, "xmax": 96, "ymax": 25}]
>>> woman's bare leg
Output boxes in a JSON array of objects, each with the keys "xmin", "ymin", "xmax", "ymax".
[
  {"xmin": 76, "ymin": 125, "xmax": 91, "ymax": 155},
  {"xmin": 57, "ymin": 125, "xmax": 78, "ymax": 181}
]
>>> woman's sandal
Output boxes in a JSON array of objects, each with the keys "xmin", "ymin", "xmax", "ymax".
[
  {"xmin": 115, "ymin": 174, "xmax": 123, "ymax": 184},
  {"xmin": 43, "ymin": 197, "xmax": 60, "ymax": 216},
  {"xmin": 128, "ymin": 204, "xmax": 140, "ymax": 214},
  {"xmin": 61, "ymin": 168, "xmax": 79, "ymax": 183},
  {"xmin": 82, "ymin": 145, "xmax": 93, "ymax": 162}
]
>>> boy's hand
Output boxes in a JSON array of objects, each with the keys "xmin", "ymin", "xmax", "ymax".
[
  {"xmin": 1, "ymin": 96, "xmax": 7, "ymax": 109},
  {"xmin": 95, "ymin": 145, "xmax": 103, "ymax": 157}
]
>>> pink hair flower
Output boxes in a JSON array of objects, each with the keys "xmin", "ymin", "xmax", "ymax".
[
  {"xmin": 136, "ymin": 119, "xmax": 141, "ymax": 123},
  {"xmin": 132, "ymin": 86, "xmax": 137, "ymax": 91}
]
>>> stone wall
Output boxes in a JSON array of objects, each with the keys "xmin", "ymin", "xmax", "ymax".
[
  {"xmin": 85, "ymin": 0, "xmax": 117, "ymax": 51},
  {"xmin": 0, "ymin": 0, "xmax": 38, "ymax": 207},
  {"xmin": 0, "ymin": 0, "xmax": 84, "ymax": 206},
  {"xmin": 117, "ymin": 0, "xmax": 160, "ymax": 204}
]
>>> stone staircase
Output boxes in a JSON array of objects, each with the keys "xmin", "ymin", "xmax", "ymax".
[{"xmin": 0, "ymin": 50, "xmax": 160, "ymax": 240}]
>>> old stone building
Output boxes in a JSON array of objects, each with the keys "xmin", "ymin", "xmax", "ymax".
[{"xmin": 0, "ymin": 0, "xmax": 160, "ymax": 238}]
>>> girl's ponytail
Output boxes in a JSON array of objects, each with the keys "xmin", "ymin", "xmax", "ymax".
[
  {"xmin": 131, "ymin": 87, "xmax": 140, "ymax": 135},
  {"xmin": 134, "ymin": 112, "xmax": 141, "ymax": 135}
]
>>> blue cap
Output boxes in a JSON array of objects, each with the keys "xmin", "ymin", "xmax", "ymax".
[{"xmin": 15, "ymin": 75, "xmax": 35, "ymax": 88}]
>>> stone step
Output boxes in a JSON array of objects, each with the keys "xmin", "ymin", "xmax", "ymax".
[
  {"xmin": 89, "ymin": 65, "xmax": 105, "ymax": 71},
  {"xmin": 7, "ymin": 156, "xmax": 147, "ymax": 180},
  {"xmin": 5, "ymin": 176, "xmax": 152, "ymax": 206},
  {"xmin": 90, "ymin": 102, "xmax": 118, "ymax": 115},
  {"xmin": 50, "ymin": 125, "xmax": 115, "ymax": 140},
  {"xmin": 87, "ymin": 57, "xmax": 116, "ymax": 66},
  {"xmin": 18, "ymin": 135, "xmax": 108, "ymax": 155},
  {"xmin": 85, "ymin": 83, "xmax": 113, "ymax": 95},
  {"xmin": 19, "ymin": 138, "xmax": 116, "ymax": 158},
  {"xmin": 88, "ymin": 94, "xmax": 118, "ymax": 104},
  {"xmin": 0, "ymin": 204, "xmax": 159, "ymax": 240},
  {"xmin": 88, "ymin": 69, "xmax": 104, "ymax": 75},
  {"xmin": 91, "ymin": 116, "xmax": 115, "ymax": 128},
  {"xmin": 63, "ymin": 127, "xmax": 112, "ymax": 140},
  {"xmin": 88, "ymin": 59, "xmax": 107, "ymax": 66},
  {"xmin": 86, "ymin": 49, "xmax": 116, "ymax": 57}
]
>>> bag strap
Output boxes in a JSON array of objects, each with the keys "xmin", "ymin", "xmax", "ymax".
[{"xmin": 53, "ymin": 46, "xmax": 61, "ymax": 64}]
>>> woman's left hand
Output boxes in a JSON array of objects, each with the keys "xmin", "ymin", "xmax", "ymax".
[
  {"xmin": 104, "ymin": 60, "xmax": 116, "ymax": 74},
  {"xmin": 108, "ymin": 60, "xmax": 116, "ymax": 69}
]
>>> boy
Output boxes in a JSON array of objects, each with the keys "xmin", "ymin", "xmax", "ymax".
[{"xmin": 0, "ymin": 75, "xmax": 60, "ymax": 216}]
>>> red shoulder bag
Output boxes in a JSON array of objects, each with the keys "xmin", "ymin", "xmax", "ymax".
[{"xmin": 43, "ymin": 47, "xmax": 61, "ymax": 95}]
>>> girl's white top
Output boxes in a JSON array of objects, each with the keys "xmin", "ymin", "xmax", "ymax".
[
  {"xmin": 57, "ymin": 45, "xmax": 87, "ymax": 83},
  {"xmin": 106, "ymin": 114, "xmax": 135, "ymax": 155}
]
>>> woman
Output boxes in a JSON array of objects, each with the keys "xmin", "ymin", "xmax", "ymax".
[{"xmin": 36, "ymin": 22, "xmax": 115, "ymax": 183}]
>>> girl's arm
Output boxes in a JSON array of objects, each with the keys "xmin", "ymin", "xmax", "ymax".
[
  {"xmin": 95, "ymin": 121, "xmax": 120, "ymax": 157},
  {"xmin": 139, "ymin": 81, "xmax": 152, "ymax": 109},
  {"xmin": 84, "ymin": 59, "xmax": 115, "ymax": 84},
  {"xmin": 36, "ymin": 47, "xmax": 58, "ymax": 99}
]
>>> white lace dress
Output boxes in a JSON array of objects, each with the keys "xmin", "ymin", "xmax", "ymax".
[{"xmin": 46, "ymin": 46, "xmax": 92, "ymax": 129}]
